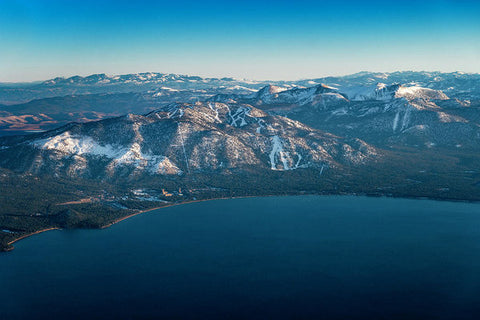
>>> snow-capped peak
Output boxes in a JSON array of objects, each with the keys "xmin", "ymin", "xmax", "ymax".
[
  {"xmin": 256, "ymin": 85, "xmax": 288, "ymax": 97},
  {"xmin": 339, "ymin": 83, "xmax": 448, "ymax": 101},
  {"xmin": 394, "ymin": 86, "xmax": 449, "ymax": 100}
]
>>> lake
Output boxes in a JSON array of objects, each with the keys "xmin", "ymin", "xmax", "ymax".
[{"xmin": 2, "ymin": 196, "xmax": 480, "ymax": 319}]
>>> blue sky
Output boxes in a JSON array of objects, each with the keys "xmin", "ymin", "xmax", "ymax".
[{"xmin": 0, "ymin": 0, "xmax": 479, "ymax": 82}]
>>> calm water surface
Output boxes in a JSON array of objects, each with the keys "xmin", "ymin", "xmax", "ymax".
[{"xmin": 2, "ymin": 196, "xmax": 480, "ymax": 319}]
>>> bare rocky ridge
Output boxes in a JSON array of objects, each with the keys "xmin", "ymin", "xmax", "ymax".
[{"xmin": 0, "ymin": 102, "xmax": 377, "ymax": 179}]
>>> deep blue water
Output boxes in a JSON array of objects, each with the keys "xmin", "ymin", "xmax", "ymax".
[{"xmin": 2, "ymin": 196, "xmax": 480, "ymax": 319}]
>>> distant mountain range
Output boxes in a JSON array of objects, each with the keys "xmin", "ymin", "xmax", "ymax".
[
  {"xmin": 1, "ymin": 71, "xmax": 479, "ymax": 136},
  {"xmin": 1, "ymin": 71, "xmax": 479, "ymax": 251},
  {"xmin": 1, "ymin": 71, "xmax": 479, "ymax": 105}
]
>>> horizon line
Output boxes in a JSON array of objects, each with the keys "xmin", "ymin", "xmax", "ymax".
[{"xmin": 1, "ymin": 70, "xmax": 478, "ymax": 85}]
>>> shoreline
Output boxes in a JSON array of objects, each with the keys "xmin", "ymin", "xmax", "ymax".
[
  {"xmin": 99, "ymin": 192, "xmax": 480, "ymax": 229},
  {"xmin": 3, "ymin": 193, "xmax": 480, "ymax": 252},
  {"xmin": 2, "ymin": 195, "xmax": 264, "ymax": 252},
  {"xmin": 101, "ymin": 194, "xmax": 268, "ymax": 229},
  {"xmin": 4, "ymin": 227, "xmax": 61, "ymax": 252}
]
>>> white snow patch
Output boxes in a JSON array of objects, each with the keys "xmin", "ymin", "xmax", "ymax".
[
  {"xmin": 33, "ymin": 132, "xmax": 120, "ymax": 157},
  {"xmin": 393, "ymin": 112, "xmax": 400, "ymax": 132},
  {"xmin": 33, "ymin": 132, "xmax": 181, "ymax": 175},
  {"xmin": 268, "ymin": 136, "xmax": 303, "ymax": 171},
  {"xmin": 228, "ymin": 106, "xmax": 251, "ymax": 127},
  {"xmin": 340, "ymin": 83, "xmax": 393, "ymax": 101},
  {"xmin": 270, "ymin": 136, "xmax": 285, "ymax": 170},
  {"xmin": 395, "ymin": 86, "xmax": 449, "ymax": 100},
  {"xmin": 256, "ymin": 119, "xmax": 266, "ymax": 134},
  {"xmin": 401, "ymin": 107, "xmax": 411, "ymax": 131},
  {"xmin": 208, "ymin": 102, "xmax": 221, "ymax": 122},
  {"xmin": 331, "ymin": 108, "xmax": 348, "ymax": 116}
]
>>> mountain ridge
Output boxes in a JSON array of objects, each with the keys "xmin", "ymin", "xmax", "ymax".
[{"xmin": 1, "ymin": 70, "xmax": 479, "ymax": 105}]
